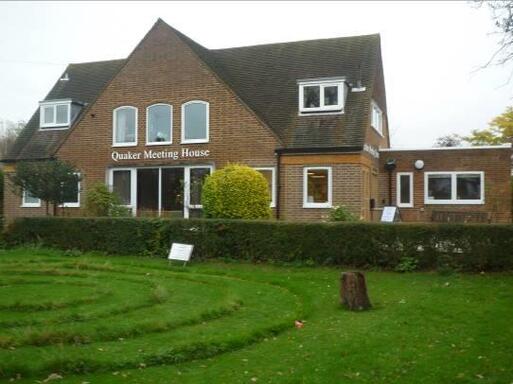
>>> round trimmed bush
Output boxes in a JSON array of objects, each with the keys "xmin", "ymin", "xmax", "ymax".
[{"xmin": 202, "ymin": 164, "xmax": 271, "ymax": 219}]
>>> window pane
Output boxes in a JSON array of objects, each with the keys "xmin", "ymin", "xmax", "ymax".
[
  {"xmin": 56, "ymin": 104, "xmax": 69, "ymax": 125},
  {"xmin": 62, "ymin": 179, "xmax": 79, "ymax": 204},
  {"xmin": 427, "ymin": 175, "xmax": 451, "ymax": 200},
  {"xmin": 113, "ymin": 170, "xmax": 131, "ymax": 205},
  {"xmin": 190, "ymin": 168, "xmax": 211, "ymax": 206},
  {"xmin": 307, "ymin": 169, "xmax": 328, "ymax": 203},
  {"xmin": 137, "ymin": 169, "xmax": 159, "ymax": 212},
  {"xmin": 324, "ymin": 86, "xmax": 338, "ymax": 106},
  {"xmin": 161, "ymin": 168, "xmax": 184, "ymax": 213},
  {"xmin": 115, "ymin": 108, "xmax": 136, "ymax": 144},
  {"xmin": 256, "ymin": 169, "xmax": 273, "ymax": 203},
  {"xmin": 24, "ymin": 190, "xmax": 39, "ymax": 204},
  {"xmin": 184, "ymin": 102, "xmax": 207, "ymax": 141},
  {"xmin": 303, "ymin": 86, "xmax": 320, "ymax": 108},
  {"xmin": 148, "ymin": 105, "xmax": 171, "ymax": 143},
  {"xmin": 457, "ymin": 174, "xmax": 481, "ymax": 200},
  {"xmin": 43, "ymin": 106, "xmax": 54, "ymax": 124},
  {"xmin": 399, "ymin": 174, "xmax": 411, "ymax": 204}
]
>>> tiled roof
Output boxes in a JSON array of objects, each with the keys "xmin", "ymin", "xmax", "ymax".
[
  {"xmin": 6, "ymin": 20, "xmax": 382, "ymax": 160},
  {"xmin": 4, "ymin": 59, "xmax": 125, "ymax": 161}
]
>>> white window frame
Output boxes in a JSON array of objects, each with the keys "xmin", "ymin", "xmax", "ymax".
[
  {"xmin": 424, "ymin": 171, "xmax": 485, "ymax": 205},
  {"xmin": 396, "ymin": 172, "xmax": 413, "ymax": 208},
  {"xmin": 371, "ymin": 100, "xmax": 383, "ymax": 136},
  {"xmin": 59, "ymin": 174, "xmax": 81, "ymax": 208},
  {"xmin": 113, "ymin": 106, "xmax": 138, "ymax": 147},
  {"xmin": 21, "ymin": 189, "xmax": 41, "ymax": 208},
  {"xmin": 254, "ymin": 167, "xmax": 276, "ymax": 208},
  {"xmin": 181, "ymin": 100, "xmax": 209, "ymax": 144},
  {"xmin": 187, "ymin": 165, "xmax": 214, "ymax": 210},
  {"xmin": 146, "ymin": 103, "xmax": 173, "ymax": 146},
  {"xmin": 298, "ymin": 79, "xmax": 345, "ymax": 114},
  {"xmin": 39, "ymin": 100, "xmax": 72, "ymax": 130},
  {"xmin": 108, "ymin": 168, "xmax": 137, "ymax": 216},
  {"xmin": 303, "ymin": 166, "xmax": 332, "ymax": 208}
]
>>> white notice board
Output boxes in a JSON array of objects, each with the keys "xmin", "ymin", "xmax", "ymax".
[
  {"xmin": 381, "ymin": 206, "xmax": 398, "ymax": 223},
  {"xmin": 168, "ymin": 243, "xmax": 194, "ymax": 264}
]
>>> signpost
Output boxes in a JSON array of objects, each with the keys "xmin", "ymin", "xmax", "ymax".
[
  {"xmin": 381, "ymin": 206, "xmax": 399, "ymax": 223},
  {"xmin": 168, "ymin": 243, "xmax": 194, "ymax": 266}
]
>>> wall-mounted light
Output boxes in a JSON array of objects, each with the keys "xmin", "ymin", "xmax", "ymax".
[{"xmin": 414, "ymin": 159, "xmax": 424, "ymax": 170}]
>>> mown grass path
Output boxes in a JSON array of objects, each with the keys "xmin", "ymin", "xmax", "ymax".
[{"xmin": 0, "ymin": 248, "xmax": 512, "ymax": 383}]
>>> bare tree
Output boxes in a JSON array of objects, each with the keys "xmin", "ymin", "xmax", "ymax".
[
  {"xmin": 434, "ymin": 133, "xmax": 464, "ymax": 148},
  {"xmin": 477, "ymin": 1, "xmax": 513, "ymax": 67}
]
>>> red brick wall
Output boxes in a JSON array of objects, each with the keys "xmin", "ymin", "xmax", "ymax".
[{"xmin": 377, "ymin": 147, "xmax": 512, "ymax": 223}]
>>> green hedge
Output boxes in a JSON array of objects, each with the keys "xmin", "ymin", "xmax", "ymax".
[{"xmin": 4, "ymin": 217, "xmax": 513, "ymax": 271}]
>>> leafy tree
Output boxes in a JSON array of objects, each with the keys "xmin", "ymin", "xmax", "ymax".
[
  {"xmin": 85, "ymin": 183, "xmax": 131, "ymax": 217},
  {"xmin": 202, "ymin": 164, "xmax": 271, "ymax": 219},
  {"xmin": 9, "ymin": 160, "xmax": 81, "ymax": 216},
  {"xmin": 434, "ymin": 134, "xmax": 464, "ymax": 147},
  {"xmin": 465, "ymin": 106, "xmax": 513, "ymax": 145},
  {"xmin": 0, "ymin": 118, "xmax": 25, "ymax": 159}
]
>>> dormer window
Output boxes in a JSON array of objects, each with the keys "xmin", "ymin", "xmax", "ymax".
[
  {"xmin": 39, "ymin": 100, "xmax": 71, "ymax": 129},
  {"xmin": 371, "ymin": 101, "xmax": 383, "ymax": 135},
  {"xmin": 298, "ymin": 78, "xmax": 345, "ymax": 114}
]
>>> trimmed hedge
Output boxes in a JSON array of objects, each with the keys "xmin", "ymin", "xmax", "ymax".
[{"xmin": 4, "ymin": 217, "xmax": 513, "ymax": 271}]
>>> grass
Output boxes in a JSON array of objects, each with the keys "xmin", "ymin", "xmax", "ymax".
[{"xmin": 0, "ymin": 248, "xmax": 511, "ymax": 383}]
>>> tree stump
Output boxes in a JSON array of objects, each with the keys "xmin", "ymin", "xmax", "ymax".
[{"xmin": 340, "ymin": 272, "xmax": 372, "ymax": 311}]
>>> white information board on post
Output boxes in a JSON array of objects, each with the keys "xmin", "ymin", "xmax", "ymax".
[
  {"xmin": 381, "ymin": 206, "xmax": 398, "ymax": 223},
  {"xmin": 168, "ymin": 243, "xmax": 194, "ymax": 265}
]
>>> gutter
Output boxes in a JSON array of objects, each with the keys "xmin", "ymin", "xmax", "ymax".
[{"xmin": 275, "ymin": 146, "xmax": 363, "ymax": 155}]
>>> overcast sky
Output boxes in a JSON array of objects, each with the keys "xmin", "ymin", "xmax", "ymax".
[{"xmin": 1, "ymin": 0, "xmax": 512, "ymax": 148}]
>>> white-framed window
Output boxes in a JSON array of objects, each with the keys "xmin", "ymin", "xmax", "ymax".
[
  {"xmin": 425, "ymin": 171, "xmax": 484, "ymax": 205},
  {"xmin": 39, "ymin": 100, "xmax": 71, "ymax": 129},
  {"xmin": 21, "ymin": 189, "xmax": 41, "ymax": 208},
  {"xmin": 113, "ymin": 106, "xmax": 137, "ymax": 147},
  {"xmin": 298, "ymin": 78, "xmax": 345, "ymax": 114},
  {"xmin": 181, "ymin": 100, "xmax": 209, "ymax": 143},
  {"xmin": 303, "ymin": 167, "xmax": 332, "ymax": 208},
  {"xmin": 60, "ymin": 175, "xmax": 81, "ymax": 208},
  {"xmin": 255, "ymin": 167, "xmax": 276, "ymax": 208},
  {"xmin": 188, "ymin": 166, "xmax": 213, "ymax": 209},
  {"xmin": 146, "ymin": 104, "xmax": 172, "ymax": 145},
  {"xmin": 397, "ymin": 172, "xmax": 413, "ymax": 208},
  {"xmin": 371, "ymin": 101, "xmax": 383, "ymax": 135}
]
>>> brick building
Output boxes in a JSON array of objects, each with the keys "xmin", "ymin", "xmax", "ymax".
[{"xmin": 2, "ymin": 19, "xmax": 511, "ymax": 223}]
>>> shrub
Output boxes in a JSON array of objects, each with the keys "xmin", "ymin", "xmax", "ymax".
[
  {"xmin": 4, "ymin": 218, "xmax": 513, "ymax": 272},
  {"xmin": 394, "ymin": 257, "xmax": 418, "ymax": 273},
  {"xmin": 85, "ymin": 183, "xmax": 131, "ymax": 217},
  {"xmin": 328, "ymin": 205, "xmax": 357, "ymax": 222},
  {"xmin": 202, "ymin": 164, "xmax": 271, "ymax": 219}
]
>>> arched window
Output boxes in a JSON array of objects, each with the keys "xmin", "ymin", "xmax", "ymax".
[
  {"xmin": 146, "ymin": 104, "xmax": 172, "ymax": 145},
  {"xmin": 113, "ymin": 106, "xmax": 137, "ymax": 146},
  {"xmin": 181, "ymin": 100, "xmax": 209, "ymax": 143}
]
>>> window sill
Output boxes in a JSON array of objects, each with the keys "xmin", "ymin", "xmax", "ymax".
[
  {"xmin": 181, "ymin": 139, "xmax": 209, "ymax": 144},
  {"xmin": 397, "ymin": 204, "xmax": 414, "ymax": 208},
  {"xmin": 303, "ymin": 203, "xmax": 332, "ymax": 209},
  {"xmin": 298, "ymin": 110, "xmax": 343, "ymax": 117},
  {"xmin": 146, "ymin": 141, "xmax": 172, "ymax": 146},
  {"xmin": 112, "ymin": 143, "xmax": 137, "ymax": 148},
  {"xmin": 39, "ymin": 126, "xmax": 69, "ymax": 131},
  {"xmin": 371, "ymin": 125, "xmax": 384, "ymax": 137},
  {"xmin": 425, "ymin": 200, "xmax": 484, "ymax": 205},
  {"xmin": 59, "ymin": 203, "xmax": 80, "ymax": 208},
  {"xmin": 21, "ymin": 204, "xmax": 41, "ymax": 208}
]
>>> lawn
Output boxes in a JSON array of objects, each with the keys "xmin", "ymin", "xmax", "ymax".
[{"xmin": 0, "ymin": 248, "xmax": 512, "ymax": 383}]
